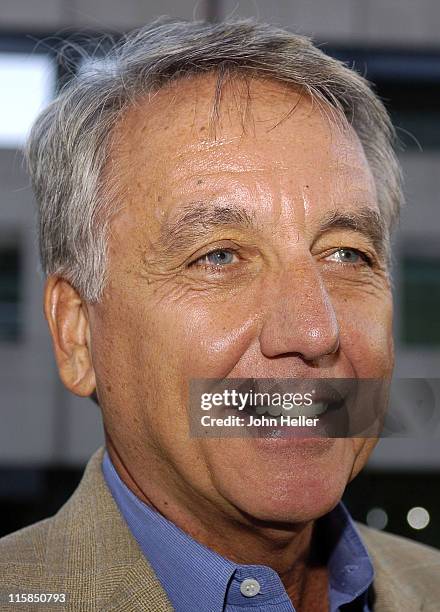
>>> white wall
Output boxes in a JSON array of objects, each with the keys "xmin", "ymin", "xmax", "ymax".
[
  {"xmin": 220, "ymin": 0, "xmax": 440, "ymax": 46},
  {"xmin": 2, "ymin": 0, "xmax": 440, "ymax": 45},
  {"xmin": 0, "ymin": 0, "xmax": 208, "ymax": 30}
]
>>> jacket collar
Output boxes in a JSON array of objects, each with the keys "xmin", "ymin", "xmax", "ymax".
[
  {"xmin": 43, "ymin": 446, "xmax": 173, "ymax": 611},
  {"xmin": 356, "ymin": 523, "xmax": 423, "ymax": 612}
]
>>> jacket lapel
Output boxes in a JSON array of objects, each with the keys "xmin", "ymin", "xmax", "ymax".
[
  {"xmin": 357, "ymin": 523, "xmax": 423, "ymax": 612},
  {"xmin": 101, "ymin": 557, "xmax": 174, "ymax": 611},
  {"xmin": 43, "ymin": 446, "xmax": 173, "ymax": 611}
]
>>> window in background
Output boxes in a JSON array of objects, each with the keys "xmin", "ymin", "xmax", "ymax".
[
  {"xmin": 392, "ymin": 109, "xmax": 440, "ymax": 151},
  {"xmin": 401, "ymin": 256, "xmax": 440, "ymax": 346},
  {"xmin": 327, "ymin": 48, "xmax": 440, "ymax": 152},
  {"xmin": 388, "ymin": 79, "xmax": 440, "ymax": 152},
  {"xmin": 0, "ymin": 243, "xmax": 21, "ymax": 342},
  {"xmin": 0, "ymin": 52, "xmax": 55, "ymax": 148}
]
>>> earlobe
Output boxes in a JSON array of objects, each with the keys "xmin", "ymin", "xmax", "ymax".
[{"xmin": 44, "ymin": 276, "xmax": 96, "ymax": 397}]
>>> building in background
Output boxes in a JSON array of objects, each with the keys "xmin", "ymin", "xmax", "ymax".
[{"xmin": 0, "ymin": 0, "xmax": 439, "ymax": 545}]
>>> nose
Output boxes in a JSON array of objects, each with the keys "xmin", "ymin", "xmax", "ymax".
[{"xmin": 259, "ymin": 258, "xmax": 340, "ymax": 362}]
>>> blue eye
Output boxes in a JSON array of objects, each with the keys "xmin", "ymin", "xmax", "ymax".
[
  {"xmin": 196, "ymin": 249, "xmax": 237, "ymax": 266},
  {"xmin": 328, "ymin": 248, "xmax": 367, "ymax": 265}
]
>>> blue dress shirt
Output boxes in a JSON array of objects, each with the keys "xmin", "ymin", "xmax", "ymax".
[{"xmin": 102, "ymin": 451, "xmax": 373, "ymax": 611}]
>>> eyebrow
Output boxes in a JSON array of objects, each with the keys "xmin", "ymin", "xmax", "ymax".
[
  {"xmin": 155, "ymin": 202, "xmax": 387, "ymax": 260},
  {"xmin": 157, "ymin": 202, "xmax": 258, "ymax": 254},
  {"xmin": 316, "ymin": 207, "xmax": 387, "ymax": 261}
]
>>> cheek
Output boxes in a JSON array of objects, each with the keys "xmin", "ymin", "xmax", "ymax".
[
  {"xmin": 352, "ymin": 437, "xmax": 378, "ymax": 470},
  {"xmin": 92, "ymin": 285, "xmax": 261, "ymax": 403},
  {"xmin": 336, "ymin": 291, "xmax": 394, "ymax": 377},
  {"xmin": 150, "ymin": 296, "xmax": 262, "ymax": 379},
  {"xmin": 335, "ymin": 292, "xmax": 393, "ymax": 478}
]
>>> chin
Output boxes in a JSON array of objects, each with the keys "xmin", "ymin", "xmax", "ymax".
[{"xmin": 211, "ymin": 437, "xmax": 356, "ymax": 525}]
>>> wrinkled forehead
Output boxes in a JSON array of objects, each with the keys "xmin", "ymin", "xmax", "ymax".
[
  {"xmin": 109, "ymin": 70, "xmax": 366, "ymax": 175},
  {"xmin": 105, "ymin": 71, "xmax": 377, "ymax": 237}
]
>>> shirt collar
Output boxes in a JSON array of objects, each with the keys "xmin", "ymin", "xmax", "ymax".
[{"xmin": 102, "ymin": 450, "xmax": 373, "ymax": 611}]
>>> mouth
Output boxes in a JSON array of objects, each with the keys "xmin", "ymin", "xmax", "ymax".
[
  {"xmin": 192, "ymin": 377, "xmax": 385, "ymax": 439},
  {"xmin": 237, "ymin": 398, "xmax": 344, "ymax": 421}
]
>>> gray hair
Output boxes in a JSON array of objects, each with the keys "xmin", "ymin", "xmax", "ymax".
[{"xmin": 27, "ymin": 17, "xmax": 403, "ymax": 303}]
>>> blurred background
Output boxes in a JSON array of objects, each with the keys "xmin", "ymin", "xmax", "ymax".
[{"xmin": 0, "ymin": 0, "xmax": 439, "ymax": 547}]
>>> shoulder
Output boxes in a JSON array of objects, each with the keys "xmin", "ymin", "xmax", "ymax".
[
  {"xmin": 356, "ymin": 522, "xmax": 440, "ymax": 609},
  {"xmin": 0, "ymin": 447, "xmax": 173, "ymax": 611},
  {"xmin": 0, "ymin": 514, "xmax": 52, "ymax": 556},
  {"xmin": 0, "ymin": 447, "xmax": 111, "ymax": 604},
  {"xmin": 357, "ymin": 521, "xmax": 440, "ymax": 569},
  {"xmin": 0, "ymin": 513, "xmax": 71, "ymax": 612},
  {"xmin": 0, "ymin": 447, "xmax": 106, "ymax": 564},
  {"xmin": 0, "ymin": 517, "xmax": 53, "ymax": 576}
]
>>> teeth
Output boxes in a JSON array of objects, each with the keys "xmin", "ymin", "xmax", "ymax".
[
  {"xmin": 268, "ymin": 405, "xmax": 282, "ymax": 417},
  {"xmin": 299, "ymin": 402, "xmax": 328, "ymax": 417},
  {"xmin": 242, "ymin": 402, "xmax": 329, "ymax": 418}
]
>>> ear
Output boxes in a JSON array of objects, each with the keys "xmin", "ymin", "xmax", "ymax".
[{"xmin": 44, "ymin": 276, "xmax": 96, "ymax": 397}]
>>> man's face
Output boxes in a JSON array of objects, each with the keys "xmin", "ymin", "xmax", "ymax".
[{"xmin": 88, "ymin": 73, "xmax": 394, "ymax": 524}]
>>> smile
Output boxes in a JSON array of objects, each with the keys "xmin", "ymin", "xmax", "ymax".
[{"xmin": 253, "ymin": 402, "xmax": 329, "ymax": 418}]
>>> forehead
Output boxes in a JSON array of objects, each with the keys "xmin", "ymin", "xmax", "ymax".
[{"xmin": 108, "ymin": 72, "xmax": 377, "ymax": 225}]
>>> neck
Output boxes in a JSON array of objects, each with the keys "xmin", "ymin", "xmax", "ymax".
[{"xmin": 106, "ymin": 438, "xmax": 329, "ymax": 609}]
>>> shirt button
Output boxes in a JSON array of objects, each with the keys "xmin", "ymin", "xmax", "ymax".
[{"xmin": 240, "ymin": 578, "xmax": 261, "ymax": 597}]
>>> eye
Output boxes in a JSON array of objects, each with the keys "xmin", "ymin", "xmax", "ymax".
[
  {"xmin": 191, "ymin": 248, "xmax": 239, "ymax": 267},
  {"xmin": 326, "ymin": 247, "xmax": 371, "ymax": 266}
]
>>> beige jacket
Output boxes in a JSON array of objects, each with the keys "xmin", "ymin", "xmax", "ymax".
[{"xmin": 1, "ymin": 447, "xmax": 439, "ymax": 611}]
